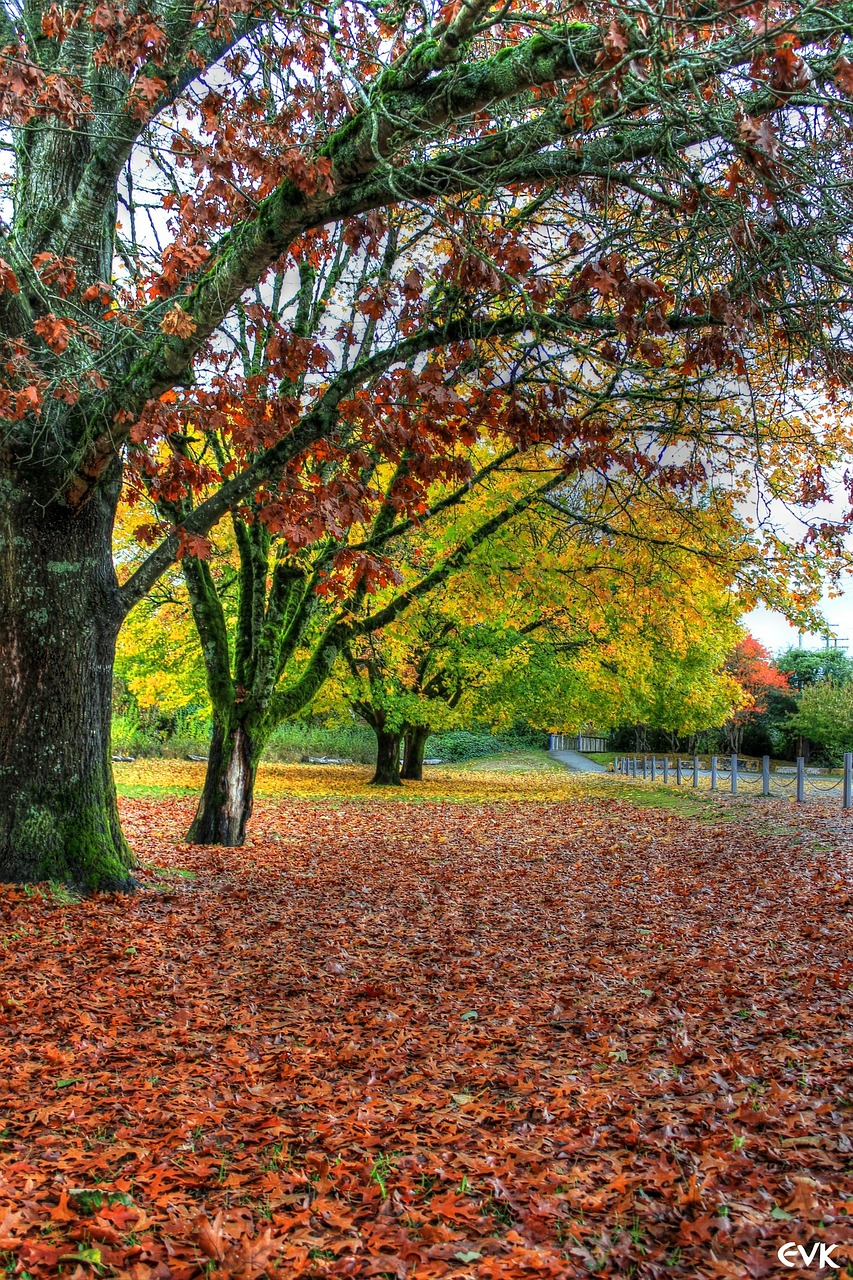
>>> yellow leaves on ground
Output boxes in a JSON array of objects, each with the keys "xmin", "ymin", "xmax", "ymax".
[{"xmin": 114, "ymin": 753, "xmax": 603, "ymax": 804}]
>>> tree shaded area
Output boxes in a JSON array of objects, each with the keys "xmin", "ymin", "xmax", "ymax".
[{"xmin": 0, "ymin": 773, "xmax": 850, "ymax": 1278}]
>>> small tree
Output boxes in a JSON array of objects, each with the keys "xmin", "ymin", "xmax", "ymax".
[
  {"xmin": 787, "ymin": 683, "xmax": 853, "ymax": 762},
  {"xmin": 723, "ymin": 636, "xmax": 792, "ymax": 753}
]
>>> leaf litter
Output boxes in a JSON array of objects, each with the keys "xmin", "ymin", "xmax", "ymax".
[{"xmin": 0, "ymin": 767, "xmax": 852, "ymax": 1278}]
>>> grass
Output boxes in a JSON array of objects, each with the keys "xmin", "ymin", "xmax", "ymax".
[
  {"xmin": 462, "ymin": 749, "xmax": 564, "ymax": 773},
  {"xmin": 115, "ymin": 780, "xmax": 200, "ymax": 799}
]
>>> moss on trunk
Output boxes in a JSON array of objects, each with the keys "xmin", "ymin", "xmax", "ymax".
[{"xmin": 0, "ymin": 465, "xmax": 133, "ymax": 890}]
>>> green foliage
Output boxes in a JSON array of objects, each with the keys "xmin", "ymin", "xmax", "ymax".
[
  {"xmin": 787, "ymin": 682, "xmax": 853, "ymax": 762},
  {"xmin": 111, "ymin": 705, "xmax": 211, "ymax": 758},
  {"xmin": 428, "ymin": 728, "xmax": 546, "ymax": 762},
  {"xmin": 776, "ymin": 647, "xmax": 853, "ymax": 690},
  {"xmin": 263, "ymin": 720, "xmax": 377, "ymax": 764},
  {"xmin": 111, "ymin": 710, "xmax": 379, "ymax": 764}
]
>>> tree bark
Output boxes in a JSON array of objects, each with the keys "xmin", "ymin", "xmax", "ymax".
[
  {"xmin": 371, "ymin": 728, "xmax": 403, "ymax": 786},
  {"xmin": 401, "ymin": 726, "xmax": 430, "ymax": 781},
  {"xmin": 0, "ymin": 466, "xmax": 133, "ymax": 890},
  {"xmin": 186, "ymin": 719, "xmax": 259, "ymax": 846}
]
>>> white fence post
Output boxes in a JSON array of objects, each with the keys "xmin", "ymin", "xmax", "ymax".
[
  {"xmin": 650, "ymin": 756, "xmax": 657, "ymax": 781},
  {"xmin": 693, "ymin": 755, "xmax": 699, "ymax": 787},
  {"xmin": 676, "ymin": 757, "xmax": 683, "ymax": 786},
  {"xmin": 796, "ymin": 757, "xmax": 805, "ymax": 803},
  {"xmin": 663, "ymin": 757, "xmax": 669, "ymax": 783},
  {"xmin": 711, "ymin": 756, "xmax": 717, "ymax": 791},
  {"xmin": 762, "ymin": 755, "xmax": 770, "ymax": 796},
  {"xmin": 731, "ymin": 753, "xmax": 738, "ymax": 795},
  {"xmin": 845, "ymin": 753, "xmax": 852, "ymax": 809}
]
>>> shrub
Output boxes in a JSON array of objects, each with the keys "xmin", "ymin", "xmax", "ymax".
[
  {"xmin": 427, "ymin": 728, "xmax": 546, "ymax": 762},
  {"xmin": 262, "ymin": 721, "xmax": 376, "ymax": 764}
]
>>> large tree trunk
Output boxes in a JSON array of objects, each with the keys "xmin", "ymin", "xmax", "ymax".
[
  {"xmin": 0, "ymin": 468, "xmax": 133, "ymax": 890},
  {"xmin": 401, "ymin": 725, "xmax": 430, "ymax": 781},
  {"xmin": 186, "ymin": 719, "xmax": 259, "ymax": 846},
  {"xmin": 371, "ymin": 728, "xmax": 403, "ymax": 786}
]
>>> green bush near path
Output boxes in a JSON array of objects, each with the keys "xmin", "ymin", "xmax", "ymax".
[{"xmin": 111, "ymin": 715, "xmax": 547, "ymax": 766}]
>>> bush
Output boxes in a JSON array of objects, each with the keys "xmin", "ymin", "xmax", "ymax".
[
  {"xmin": 262, "ymin": 721, "xmax": 377, "ymax": 764},
  {"xmin": 111, "ymin": 706, "xmax": 158, "ymax": 757},
  {"xmin": 111, "ymin": 705, "xmax": 210, "ymax": 758},
  {"xmin": 110, "ymin": 706, "xmax": 549, "ymax": 766},
  {"xmin": 427, "ymin": 728, "xmax": 547, "ymax": 762}
]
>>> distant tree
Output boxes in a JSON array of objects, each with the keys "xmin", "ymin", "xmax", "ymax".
[
  {"xmin": 327, "ymin": 489, "xmax": 753, "ymax": 778},
  {"xmin": 113, "ymin": 503, "xmax": 211, "ymax": 721},
  {"xmin": 723, "ymin": 636, "xmax": 792, "ymax": 753},
  {"xmin": 776, "ymin": 647, "xmax": 853, "ymax": 690},
  {"xmin": 787, "ymin": 683, "xmax": 853, "ymax": 762}
]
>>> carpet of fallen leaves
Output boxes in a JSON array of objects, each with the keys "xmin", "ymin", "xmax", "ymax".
[
  {"xmin": 111, "ymin": 758, "xmax": 584, "ymax": 804},
  {"xmin": 2, "ymin": 763, "xmax": 853, "ymax": 1280}
]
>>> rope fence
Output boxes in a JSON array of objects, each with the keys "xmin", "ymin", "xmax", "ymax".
[{"xmin": 604, "ymin": 750, "xmax": 853, "ymax": 808}]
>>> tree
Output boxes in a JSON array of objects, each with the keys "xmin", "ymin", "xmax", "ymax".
[
  {"xmin": 722, "ymin": 635, "xmax": 792, "ymax": 752},
  {"xmin": 330, "ymin": 481, "xmax": 757, "ymax": 774},
  {"xmin": 176, "ymin": 439, "xmax": 573, "ymax": 839},
  {"xmin": 787, "ymin": 682, "xmax": 853, "ymax": 761},
  {"xmin": 337, "ymin": 601, "xmax": 541, "ymax": 784},
  {"xmin": 113, "ymin": 502, "xmax": 211, "ymax": 724},
  {"xmin": 4, "ymin": 3, "xmax": 853, "ymax": 884},
  {"xmin": 563, "ymin": 579, "xmax": 747, "ymax": 748},
  {"xmin": 777, "ymin": 646, "xmax": 853, "ymax": 690}
]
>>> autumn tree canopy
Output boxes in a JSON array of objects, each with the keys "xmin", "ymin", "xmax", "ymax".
[
  {"xmin": 721, "ymin": 634, "xmax": 792, "ymax": 751},
  {"xmin": 4, "ymin": 1, "xmax": 853, "ymax": 886}
]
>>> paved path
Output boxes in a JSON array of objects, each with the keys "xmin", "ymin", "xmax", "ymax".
[{"xmin": 548, "ymin": 748, "xmax": 608, "ymax": 773}]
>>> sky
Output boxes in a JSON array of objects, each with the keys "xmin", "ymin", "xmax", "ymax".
[{"xmin": 745, "ymin": 589, "xmax": 853, "ymax": 657}]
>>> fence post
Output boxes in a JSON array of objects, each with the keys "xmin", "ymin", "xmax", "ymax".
[
  {"xmin": 711, "ymin": 756, "xmax": 717, "ymax": 790},
  {"xmin": 676, "ymin": 757, "xmax": 683, "ymax": 786},
  {"xmin": 663, "ymin": 757, "xmax": 669, "ymax": 783},
  {"xmin": 632, "ymin": 756, "xmax": 637, "ymax": 778},
  {"xmin": 731, "ymin": 753, "xmax": 738, "ymax": 795},
  {"xmin": 762, "ymin": 755, "xmax": 770, "ymax": 797},
  {"xmin": 844, "ymin": 753, "xmax": 852, "ymax": 809},
  {"xmin": 796, "ymin": 756, "xmax": 805, "ymax": 803},
  {"xmin": 650, "ymin": 756, "xmax": 657, "ymax": 781},
  {"xmin": 642, "ymin": 755, "xmax": 647, "ymax": 779},
  {"xmin": 693, "ymin": 755, "xmax": 699, "ymax": 788}
]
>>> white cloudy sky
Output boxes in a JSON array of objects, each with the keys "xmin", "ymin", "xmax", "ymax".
[{"xmin": 746, "ymin": 590, "xmax": 853, "ymax": 656}]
